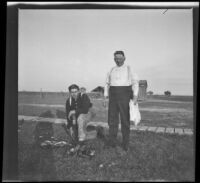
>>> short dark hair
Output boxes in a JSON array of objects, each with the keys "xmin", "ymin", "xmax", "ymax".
[
  {"xmin": 114, "ymin": 50, "xmax": 125, "ymax": 57},
  {"xmin": 80, "ymin": 87, "xmax": 86, "ymax": 91},
  {"xmin": 68, "ymin": 84, "xmax": 79, "ymax": 92}
]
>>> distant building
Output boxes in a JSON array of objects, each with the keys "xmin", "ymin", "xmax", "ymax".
[
  {"xmin": 91, "ymin": 80, "xmax": 148, "ymax": 101},
  {"xmin": 91, "ymin": 86, "xmax": 104, "ymax": 94},
  {"xmin": 138, "ymin": 80, "xmax": 148, "ymax": 101}
]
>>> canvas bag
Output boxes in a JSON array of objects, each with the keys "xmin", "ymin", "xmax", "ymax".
[
  {"xmin": 129, "ymin": 100, "xmax": 141, "ymax": 126},
  {"xmin": 127, "ymin": 65, "xmax": 141, "ymax": 125}
]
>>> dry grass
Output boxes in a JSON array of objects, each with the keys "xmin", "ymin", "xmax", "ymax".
[{"xmin": 18, "ymin": 121, "xmax": 194, "ymax": 181}]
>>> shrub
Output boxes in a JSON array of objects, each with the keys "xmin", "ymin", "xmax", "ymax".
[{"xmin": 164, "ymin": 91, "xmax": 171, "ymax": 96}]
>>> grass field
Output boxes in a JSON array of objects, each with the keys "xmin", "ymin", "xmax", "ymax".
[
  {"xmin": 18, "ymin": 92, "xmax": 195, "ymax": 181},
  {"xmin": 18, "ymin": 121, "xmax": 194, "ymax": 181}
]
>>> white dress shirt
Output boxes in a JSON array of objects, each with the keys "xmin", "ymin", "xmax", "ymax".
[{"xmin": 104, "ymin": 64, "xmax": 139, "ymax": 98}]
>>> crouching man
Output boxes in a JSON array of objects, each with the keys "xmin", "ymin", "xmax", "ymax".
[{"xmin": 65, "ymin": 84, "xmax": 93, "ymax": 145}]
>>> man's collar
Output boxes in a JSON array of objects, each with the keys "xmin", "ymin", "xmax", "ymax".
[{"xmin": 115, "ymin": 64, "xmax": 126, "ymax": 68}]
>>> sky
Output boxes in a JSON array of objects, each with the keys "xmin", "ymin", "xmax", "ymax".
[{"xmin": 19, "ymin": 9, "xmax": 193, "ymax": 95}]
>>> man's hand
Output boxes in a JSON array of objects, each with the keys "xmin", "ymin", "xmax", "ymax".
[
  {"xmin": 133, "ymin": 96, "xmax": 138, "ymax": 105},
  {"xmin": 68, "ymin": 110, "xmax": 76, "ymax": 119}
]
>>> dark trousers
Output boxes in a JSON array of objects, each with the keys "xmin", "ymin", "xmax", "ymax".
[
  {"xmin": 108, "ymin": 86, "xmax": 133, "ymax": 147},
  {"xmin": 66, "ymin": 115, "xmax": 79, "ymax": 144}
]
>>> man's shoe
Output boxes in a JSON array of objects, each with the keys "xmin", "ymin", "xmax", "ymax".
[
  {"xmin": 116, "ymin": 146, "xmax": 127, "ymax": 156},
  {"xmin": 123, "ymin": 146, "xmax": 129, "ymax": 152},
  {"xmin": 122, "ymin": 142, "xmax": 129, "ymax": 151},
  {"xmin": 103, "ymin": 139, "xmax": 117, "ymax": 149}
]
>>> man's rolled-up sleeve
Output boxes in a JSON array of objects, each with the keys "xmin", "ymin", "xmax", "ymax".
[
  {"xmin": 131, "ymin": 73, "xmax": 139, "ymax": 97},
  {"xmin": 104, "ymin": 72, "xmax": 110, "ymax": 98}
]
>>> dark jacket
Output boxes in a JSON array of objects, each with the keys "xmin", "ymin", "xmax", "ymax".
[{"xmin": 65, "ymin": 93, "xmax": 92, "ymax": 122}]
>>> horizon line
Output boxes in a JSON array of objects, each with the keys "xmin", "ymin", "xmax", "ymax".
[{"xmin": 18, "ymin": 90, "xmax": 193, "ymax": 97}]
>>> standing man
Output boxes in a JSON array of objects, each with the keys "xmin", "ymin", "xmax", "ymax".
[{"xmin": 103, "ymin": 50, "xmax": 139, "ymax": 152}]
